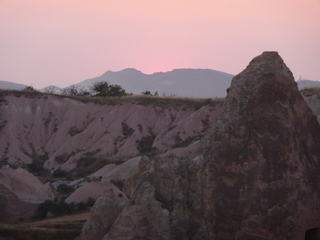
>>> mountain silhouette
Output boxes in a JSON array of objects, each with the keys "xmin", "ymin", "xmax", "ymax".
[{"xmin": 75, "ymin": 68, "xmax": 234, "ymax": 98}]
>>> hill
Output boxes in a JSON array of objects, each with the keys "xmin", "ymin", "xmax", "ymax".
[
  {"xmin": 1, "ymin": 69, "xmax": 319, "ymax": 99},
  {"xmin": 296, "ymin": 79, "xmax": 320, "ymax": 89},
  {"xmin": 75, "ymin": 68, "xmax": 234, "ymax": 98},
  {"xmin": 0, "ymin": 80, "xmax": 26, "ymax": 90}
]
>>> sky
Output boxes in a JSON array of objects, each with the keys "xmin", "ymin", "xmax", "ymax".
[{"xmin": 1, "ymin": 0, "xmax": 320, "ymax": 89}]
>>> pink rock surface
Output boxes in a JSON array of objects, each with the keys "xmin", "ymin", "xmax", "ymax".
[
  {"xmin": 0, "ymin": 166, "xmax": 52, "ymax": 203},
  {"xmin": 65, "ymin": 181, "xmax": 116, "ymax": 204},
  {"xmin": 0, "ymin": 94, "xmax": 221, "ymax": 172},
  {"xmin": 0, "ymin": 166, "xmax": 55, "ymax": 222}
]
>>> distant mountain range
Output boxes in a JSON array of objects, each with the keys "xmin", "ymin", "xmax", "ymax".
[
  {"xmin": 1, "ymin": 69, "xmax": 319, "ymax": 98},
  {"xmin": 75, "ymin": 68, "xmax": 234, "ymax": 98},
  {"xmin": 0, "ymin": 80, "xmax": 27, "ymax": 91},
  {"xmin": 296, "ymin": 80, "xmax": 320, "ymax": 89}
]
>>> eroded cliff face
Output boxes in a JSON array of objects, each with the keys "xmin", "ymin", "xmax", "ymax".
[
  {"xmin": 78, "ymin": 52, "xmax": 320, "ymax": 240},
  {"xmin": 0, "ymin": 93, "xmax": 221, "ymax": 222},
  {"xmin": 0, "ymin": 94, "xmax": 221, "ymax": 171},
  {"xmin": 0, "ymin": 166, "xmax": 55, "ymax": 222}
]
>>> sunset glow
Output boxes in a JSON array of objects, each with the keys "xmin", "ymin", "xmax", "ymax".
[{"xmin": 1, "ymin": 0, "xmax": 319, "ymax": 88}]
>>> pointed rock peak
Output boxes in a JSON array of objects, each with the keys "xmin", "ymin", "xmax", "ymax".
[
  {"xmin": 226, "ymin": 51, "xmax": 296, "ymax": 108},
  {"xmin": 245, "ymin": 51, "xmax": 289, "ymax": 74},
  {"xmin": 200, "ymin": 52, "xmax": 320, "ymax": 239}
]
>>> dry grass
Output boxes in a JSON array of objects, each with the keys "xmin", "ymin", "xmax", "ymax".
[
  {"xmin": 58, "ymin": 93, "xmax": 224, "ymax": 110},
  {"xmin": 0, "ymin": 89, "xmax": 45, "ymax": 99},
  {"xmin": 0, "ymin": 212, "xmax": 89, "ymax": 240},
  {"xmin": 0, "ymin": 89, "xmax": 225, "ymax": 110}
]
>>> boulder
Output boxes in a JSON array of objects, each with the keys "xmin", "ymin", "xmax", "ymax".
[{"xmin": 76, "ymin": 185, "xmax": 129, "ymax": 240}]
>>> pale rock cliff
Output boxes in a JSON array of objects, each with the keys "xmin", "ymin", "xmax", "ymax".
[
  {"xmin": 78, "ymin": 52, "xmax": 320, "ymax": 240},
  {"xmin": 0, "ymin": 93, "xmax": 220, "ymax": 222},
  {"xmin": 0, "ymin": 94, "xmax": 220, "ymax": 171},
  {"xmin": 0, "ymin": 166, "xmax": 55, "ymax": 222}
]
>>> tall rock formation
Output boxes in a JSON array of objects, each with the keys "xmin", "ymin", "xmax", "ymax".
[
  {"xmin": 197, "ymin": 51, "xmax": 320, "ymax": 239},
  {"xmin": 78, "ymin": 52, "xmax": 320, "ymax": 240}
]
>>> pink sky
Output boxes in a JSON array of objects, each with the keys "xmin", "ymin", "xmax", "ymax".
[{"xmin": 1, "ymin": 0, "xmax": 320, "ymax": 88}]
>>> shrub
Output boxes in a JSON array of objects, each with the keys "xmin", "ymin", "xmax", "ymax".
[
  {"xmin": 121, "ymin": 122, "xmax": 135, "ymax": 137},
  {"xmin": 52, "ymin": 169, "xmax": 68, "ymax": 178},
  {"xmin": 26, "ymin": 162, "xmax": 48, "ymax": 176},
  {"xmin": 137, "ymin": 135, "xmax": 157, "ymax": 155},
  {"xmin": 142, "ymin": 90, "xmax": 152, "ymax": 96},
  {"xmin": 76, "ymin": 202, "xmax": 87, "ymax": 211},
  {"xmin": 61, "ymin": 85, "xmax": 90, "ymax": 96},
  {"xmin": 72, "ymin": 156, "xmax": 126, "ymax": 178},
  {"xmin": 23, "ymin": 86, "xmax": 35, "ymax": 91},
  {"xmin": 91, "ymin": 81, "xmax": 127, "ymax": 97},
  {"xmin": 300, "ymin": 87, "xmax": 320, "ymax": 97},
  {"xmin": 110, "ymin": 179, "xmax": 124, "ymax": 191},
  {"xmin": 86, "ymin": 197, "xmax": 95, "ymax": 207},
  {"xmin": 54, "ymin": 153, "xmax": 71, "ymax": 164},
  {"xmin": 57, "ymin": 184, "xmax": 73, "ymax": 195},
  {"xmin": 34, "ymin": 200, "xmax": 73, "ymax": 220},
  {"xmin": 68, "ymin": 126, "xmax": 82, "ymax": 136},
  {"xmin": 34, "ymin": 197, "xmax": 95, "ymax": 220},
  {"xmin": 172, "ymin": 136, "xmax": 198, "ymax": 148}
]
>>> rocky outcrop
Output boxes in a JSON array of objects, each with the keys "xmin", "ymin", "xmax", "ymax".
[
  {"xmin": 65, "ymin": 156, "xmax": 141, "ymax": 205},
  {"xmin": 194, "ymin": 51, "xmax": 320, "ymax": 239},
  {"xmin": 0, "ymin": 166, "xmax": 56, "ymax": 222},
  {"xmin": 0, "ymin": 184, "xmax": 38, "ymax": 222},
  {"xmin": 76, "ymin": 185, "xmax": 129, "ymax": 240},
  {"xmin": 79, "ymin": 52, "xmax": 320, "ymax": 239}
]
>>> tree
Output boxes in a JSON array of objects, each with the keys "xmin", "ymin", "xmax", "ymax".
[
  {"xmin": 90, "ymin": 81, "xmax": 108, "ymax": 96},
  {"xmin": 57, "ymin": 184, "xmax": 73, "ymax": 195},
  {"xmin": 91, "ymin": 81, "xmax": 127, "ymax": 97},
  {"xmin": 142, "ymin": 90, "xmax": 152, "ymax": 96},
  {"xmin": 23, "ymin": 86, "xmax": 35, "ymax": 91},
  {"xmin": 44, "ymin": 86, "xmax": 57, "ymax": 94},
  {"xmin": 61, "ymin": 85, "xmax": 90, "ymax": 96},
  {"xmin": 34, "ymin": 200, "xmax": 73, "ymax": 220},
  {"xmin": 108, "ymin": 84, "xmax": 127, "ymax": 97},
  {"xmin": 86, "ymin": 197, "xmax": 95, "ymax": 207}
]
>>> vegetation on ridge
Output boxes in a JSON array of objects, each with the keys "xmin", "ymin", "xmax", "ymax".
[
  {"xmin": 300, "ymin": 87, "xmax": 320, "ymax": 97},
  {"xmin": 0, "ymin": 85, "xmax": 224, "ymax": 111}
]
